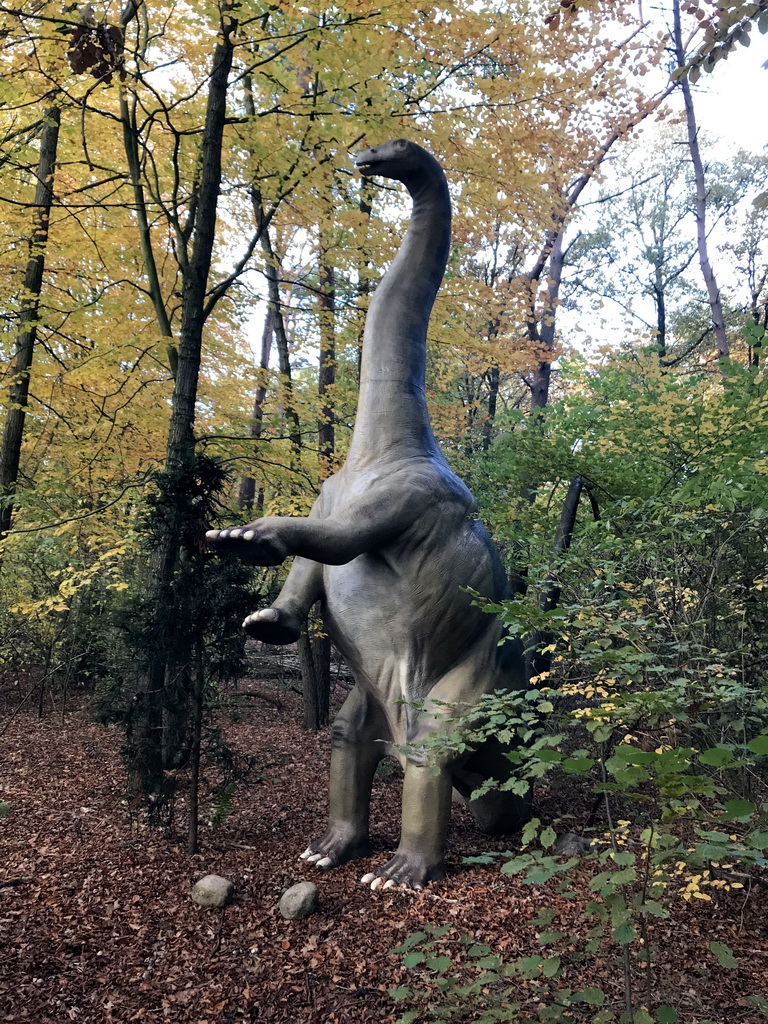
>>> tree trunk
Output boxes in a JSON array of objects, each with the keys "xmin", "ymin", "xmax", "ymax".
[
  {"xmin": 238, "ymin": 307, "xmax": 273, "ymax": 509},
  {"xmin": 528, "ymin": 229, "xmax": 564, "ymax": 414},
  {"xmin": 187, "ymin": 633, "xmax": 205, "ymax": 856},
  {"xmin": 527, "ymin": 477, "xmax": 584, "ymax": 684},
  {"xmin": 483, "ymin": 364, "xmax": 500, "ymax": 452},
  {"xmin": 0, "ymin": 106, "xmax": 61, "ymax": 539},
  {"xmin": 258, "ymin": 225, "xmax": 302, "ymax": 462},
  {"xmin": 299, "ymin": 606, "xmax": 330, "ymax": 730},
  {"xmin": 242, "ymin": 74, "xmax": 302, "ymax": 470},
  {"xmin": 653, "ymin": 267, "xmax": 667, "ymax": 359},
  {"xmin": 303, "ymin": 220, "xmax": 337, "ymax": 717},
  {"xmin": 133, "ymin": 7, "xmax": 237, "ymax": 791},
  {"xmin": 166, "ymin": 21, "xmax": 235, "ymax": 473},
  {"xmin": 673, "ymin": 0, "xmax": 729, "ymax": 361}
]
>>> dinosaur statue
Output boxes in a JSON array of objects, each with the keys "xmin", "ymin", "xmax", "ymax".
[{"xmin": 206, "ymin": 138, "xmax": 529, "ymax": 889}]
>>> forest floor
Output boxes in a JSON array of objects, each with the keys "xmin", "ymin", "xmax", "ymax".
[{"xmin": 1, "ymin": 647, "xmax": 767, "ymax": 1024}]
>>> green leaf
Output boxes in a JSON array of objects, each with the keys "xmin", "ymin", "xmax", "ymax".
[
  {"xmin": 540, "ymin": 825, "xmax": 557, "ymax": 848},
  {"xmin": 610, "ymin": 850, "xmax": 636, "ymax": 866},
  {"xmin": 578, "ymin": 987, "xmax": 606, "ymax": 1005},
  {"xmin": 396, "ymin": 1011, "xmax": 420, "ymax": 1024},
  {"xmin": 696, "ymin": 829, "xmax": 731, "ymax": 843},
  {"xmin": 388, "ymin": 986, "xmax": 412, "ymax": 1001},
  {"xmin": 516, "ymin": 954, "xmax": 544, "ymax": 977},
  {"xmin": 592, "ymin": 1011, "xmax": 617, "ymax": 1024},
  {"xmin": 425, "ymin": 956, "xmax": 452, "ymax": 972},
  {"xmin": 500, "ymin": 855, "xmax": 532, "ymax": 875},
  {"xmin": 521, "ymin": 818, "xmax": 542, "ymax": 846},
  {"xmin": 403, "ymin": 951, "xmax": 425, "ymax": 968},
  {"xmin": 612, "ymin": 744, "xmax": 655, "ymax": 765},
  {"xmin": 533, "ymin": 908, "xmax": 557, "ymax": 926},
  {"xmin": 585, "ymin": 900, "xmax": 608, "ymax": 920},
  {"xmin": 746, "ymin": 994, "xmax": 768, "ymax": 1019},
  {"xmin": 710, "ymin": 940, "xmax": 739, "ymax": 969},
  {"xmin": 0, "ymin": 801, "xmax": 10, "ymax": 818},
  {"xmin": 629, "ymin": 1012, "xmax": 654, "ymax": 1024},
  {"xmin": 538, "ymin": 930, "xmax": 564, "ymax": 944},
  {"xmin": 612, "ymin": 920, "xmax": 638, "ymax": 945},
  {"xmin": 699, "ymin": 747, "xmax": 735, "ymax": 767},
  {"xmin": 541, "ymin": 955, "xmax": 561, "ymax": 978},
  {"xmin": 637, "ymin": 899, "xmax": 669, "ymax": 919},
  {"xmin": 748, "ymin": 734, "xmax": 768, "ymax": 755},
  {"xmin": 536, "ymin": 748, "xmax": 563, "ymax": 763},
  {"xmin": 656, "ymin": 1007, "xmax": 678, "ymax": 1024},
  {"xmin": 464, "ymin": 853, "xmax": 501, "ymax": 865},
  {"xmin": 563, "ymin": 756, "xmax": 594, "ymax": 773},
  {"xmin": 390, "ymin": 931, "xmax": 427, "ymax": 955},
  {"xmin": 724, "ymin": 799, "xmax": 756, "ymax": 820}
]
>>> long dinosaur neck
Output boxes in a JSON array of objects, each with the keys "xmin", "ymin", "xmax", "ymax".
[{"xmin": 347, "ymin": 161, "xmax": 451, "ymax": 466}]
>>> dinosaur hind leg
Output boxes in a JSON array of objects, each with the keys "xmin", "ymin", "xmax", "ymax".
[
  {"xmin": 451, "ymin": 737, "xmax": 532, "ymax": 835},
  {"xmin": 301, "ymin": 684, "xmax": 387, "ymax": 869}
]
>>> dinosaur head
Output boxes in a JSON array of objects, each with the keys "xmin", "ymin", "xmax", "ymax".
[{"xmin": 355, "ymin": 138, "xmax": 430, "ymax": 184}]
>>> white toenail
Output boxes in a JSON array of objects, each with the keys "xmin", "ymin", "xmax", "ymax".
[
  {"xmin": 382, "ymin": 879, "xmax": 395, "ymax": 890},
  {"xmin": 307, "ymin": 853, "xmax": 322, "ymax": 863},
  {"xmin": 244, "ymin": 530, "xmax": 254, "ymax": 540},
  {"xmin": 371, "ymin": 877, "xmax": 383, "ymax": 891},
  {"xmin": 360, "ymin": 873, "xmax": 375, "ymax": 885},
  {"xmin": 317, "ymin": 857, "xmax": 332, "ymax": 869},
  {"xmin": 299, "ymin": 848, "xmax": 313, "ymax": 860}
]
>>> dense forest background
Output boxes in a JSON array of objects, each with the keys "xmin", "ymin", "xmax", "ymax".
[{"xmin": 2, "ymin": 3, "xmax": 768, "ymax": 1021}]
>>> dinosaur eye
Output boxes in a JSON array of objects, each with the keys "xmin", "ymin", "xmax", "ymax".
[{"xmin": 395, "ymin": 138, "xmax": 408, "ymax": 148}]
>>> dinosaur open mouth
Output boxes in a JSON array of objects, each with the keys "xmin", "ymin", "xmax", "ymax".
[{"xmin": 355, "ymin": 150, "xmax": 380, "ymax": 169}]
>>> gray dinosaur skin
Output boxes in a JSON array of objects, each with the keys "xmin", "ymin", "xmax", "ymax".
[{"xmin": 206, "ymin": 139, "xmax": 529, "ymax": 888}]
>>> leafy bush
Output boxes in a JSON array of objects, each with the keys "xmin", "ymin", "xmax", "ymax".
[{"xmin": 391, "ymin": 353, "xmax": 768, "ymax": 1022}]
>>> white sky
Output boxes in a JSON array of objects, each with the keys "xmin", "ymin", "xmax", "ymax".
[{"xmin": 693, "ymin": 31, "xmax": 768, "ymax": 154}]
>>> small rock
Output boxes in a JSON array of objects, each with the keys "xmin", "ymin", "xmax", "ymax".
[
  {"xmin": 553, "ymin": 832, "xmax": 592, "ymax": 857},
  {"xmin": 279, "ymin": 881, "xmax": 319, "ymax": 919},
  {"xmin": 191, "ymin": 874, "xmax": 234, "ymax": 908}
]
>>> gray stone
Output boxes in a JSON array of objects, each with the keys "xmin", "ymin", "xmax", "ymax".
[
  {"xmin": 191, "ymin": 873, "xmax": 234, "ymax": 908},
  {"xmin": 279, "ymin": 881, "xmax": 319, "ymax": 919},
  {"xmin": 553, "ymin": 833, "xmax": 592, "ymax": 857}
]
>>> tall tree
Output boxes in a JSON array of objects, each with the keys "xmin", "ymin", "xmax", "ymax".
[
  {"xmin": 673, "ymin": 0, "xmax": 729, "ymax": 360},
  {"xmin": 237, "ymin": 307, "xmax": 273, "ymax": 510},
  {"xmin": 0, "ymin": 106, "xmax": 60, "ymax": 539}
]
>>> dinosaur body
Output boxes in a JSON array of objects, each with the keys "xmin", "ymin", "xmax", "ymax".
[{"xmin": 207, "ymin": 140, "xmax": 528, "ymax": 888}]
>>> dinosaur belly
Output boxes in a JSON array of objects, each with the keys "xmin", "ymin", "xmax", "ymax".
[{"xmin": 321, "ymin": 527, "xmax": 504, "ymax": 716}]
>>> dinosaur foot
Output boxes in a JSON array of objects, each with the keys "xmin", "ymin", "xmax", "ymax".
[
  {"xmin": 205, "ymin": 523, "xmax": 287, "ymax": 567},
  {"xmin": 360, "ymin": 851, "xmax": 446, "ymax": 891},
  {"xmin": 243, "ymin": 607, "xmax": 302, "ymax": 645},
  {"xmin": 299, "ymin": 827, "xmax": 372, "ymax": 871}
]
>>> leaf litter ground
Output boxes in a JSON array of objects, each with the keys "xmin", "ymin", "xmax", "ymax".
[{"xmin": 1, "ymin": 658, "xmax": 767, "ymax": 1023}]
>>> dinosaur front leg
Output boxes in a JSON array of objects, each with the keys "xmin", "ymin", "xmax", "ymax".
[
  {"xmin": 301, "ymin": 685, "xmax": 386, "ymax": 869},
  {"xmin": 206, "ymin": 470, "xmax": 439, "ymax": 567},
  {"xmin": 243, "ymin": 555, "xmax": 322, "ymax": 645},
  {"xmin": 361, "ymin": 761, "xmax": 452, "ymax": 890}
]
